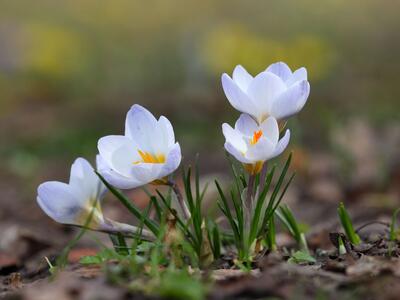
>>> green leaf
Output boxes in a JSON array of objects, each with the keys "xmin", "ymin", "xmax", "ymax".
[
  {"xmin": 80, "ymin": 255, "xmax": 102, "ymax": 265},
  {"xmin": 390, "ymin": 208, "xmax": 400, "ymax": 241},
  {"xmin": 338, "ymin": 202, "xmax": 361, "ymax": 245},
  {"xmin": 96, "ymin": 171, "xmax": 159, "ymax": 235},
  {"xmin": 288, "ymin": 250, "xmax": 316, "ymax": 264}
]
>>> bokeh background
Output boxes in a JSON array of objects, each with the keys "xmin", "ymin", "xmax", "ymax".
[{"xmin": 1, "ymin": 0, "xmax": 400, "ymax": 237}]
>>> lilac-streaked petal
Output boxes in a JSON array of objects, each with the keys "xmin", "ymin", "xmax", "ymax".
[
  {"xmin": 266, "ymin": 62, "xmax": 292, "ymax": 82},
  {"xmin": 286, "ymin": 67, "xmax": 307, "ymax": 86},
  {"xmin": 270, "ymin": 80, "xmax": 310, "ymax": 120},
  {"xmin": 37, "ymin": 181, "xmax": 83, "ymax": 225}
]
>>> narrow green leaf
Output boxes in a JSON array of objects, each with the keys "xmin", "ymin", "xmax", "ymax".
[
  {"xmin": 96, "ymin": 171, "xmax": 159, "ymax": 235},
  {"xmin": 338, "ymin": 202, "xmax": 361, "ymax": 245},
  {"xmin": 390, "ymin": 208, "xmax": 400, "ymax": 241}
]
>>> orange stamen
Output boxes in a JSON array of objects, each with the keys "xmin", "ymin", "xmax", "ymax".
[
  {"xmin": 250, "ymin": 130, "xmax": 263, "ymax": 145},
  {"xmin": 134, "ymin": 150, "xmax": 166, "ymax": 164}
]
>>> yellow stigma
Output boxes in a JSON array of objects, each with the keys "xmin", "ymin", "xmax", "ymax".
[
  {"xmin": 134, "ymin": 150, "xmax": 166, "ymax": 164},
  {"xmin": 250, "ymin": 130, "xmax": 263, "ymax": 145}
]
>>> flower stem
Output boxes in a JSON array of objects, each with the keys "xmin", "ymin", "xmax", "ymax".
[
  {"xmin": 246, "ymin": 174, "xmax": 255, "ymax": 209},
  {"xmin": 259, "ymin": 162, "xmax": 268, "ymax": 193},
  {"xmin": 167, "ymin": 180, "xmax": 191, "ymax": 221},
  {"xmin": 96, "ymin": 219, "xmax": 156, "ymax": 241},
  {"xmin": 245, "ymin": 174, "xmax": 256, "ymax": 228}
]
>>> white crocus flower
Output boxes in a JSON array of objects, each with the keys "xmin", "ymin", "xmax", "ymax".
[
  {"xmin": 37, "ymin": 157, "xmax": 107, "ymax": 229},
  {"xmin": 221, "ymin": 62, "xmax": 310, "ymax": 123},
  {"xmin": 37, "ymin": 157, "xmax": 155, "ymax": 240},
  {"xmin": 222, "ymin": 114, "xmax": 290, "ymax": 174},
  {"xmin": 97, "ymin": 104, "xmax": 181, "ymax": 189}
]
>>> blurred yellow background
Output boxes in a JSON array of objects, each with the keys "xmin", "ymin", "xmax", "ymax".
[{"xmin": 0, "ymin": 0, "xmax": 399, "ymax": 202}]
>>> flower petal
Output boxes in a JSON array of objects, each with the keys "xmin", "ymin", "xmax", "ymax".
[
  {"xmin": 98, "ymin": 165, "xmax": 142, "ymax": 189},
  {"xmin": 265, "ymin": 62, "xmax": 292, "ymax": 82},
  {"xmin": 270, "ymin": 80, "xmax": 310, "ymax": 119},
  {"xmin": 98, "ymin": 135, "xmax": 139, "ymax": 177},
  {"xmin": 272, "ymin": 129, "xmax": 290, "ymax": 158},
  {"xmin": 98, "ymin": 135, "xmax": 135, "ymax": 165},
  {"xmin": 286, "ymin": 67, "xmax": 307, "ymax": 86},
  {"xmin": 232, "ymin": 65, "xmax": 253, "ymax": 92},
  {"xmin": 260, "ymin": 116, "xmax": 279, "ymax": 145},
  {"xmin": 69, "ymin": 157, "xmax": 100, "ymax": 201},
  {"xmin": 125, "ymin": 104, "xmax": 159, "ymax": 153},
  {"xmin": 234, "ymin": 114, "xmax": 258, "ymax": 136},
  {"xmin": 224, "ymin": 142, "xmax": 250, "ymax": 164},
  {"xmin": 222, "ymin": 123, "xmax": 247, "ymax": 153},
  {"xmin": 37, "ymin": 181, "xmax": 83, "ymax": 225},
  {"xmin": 95, "ymin": 155, "xmax": 108, "ymax": 198},
  {"xmin": 221, "ymin": 73, "xmax": 258, "ymax": 116},
  {"xmin": 158, "ymin": 116, "xmax": 175, "ymax": 149},
  {"xmin": 130, "ymin": 163, "xmax": 165, "ymax": 185},
  {"xmin": 159, "ymin": 143, "xmax": 182, "ymax": 178},
  {"xmin": 247, "ymin": 72, "xmax": 286, "ymax": 120},
  {"xmin": 245, "ymin": 138, "xmax": 275, "ymax": 162}
]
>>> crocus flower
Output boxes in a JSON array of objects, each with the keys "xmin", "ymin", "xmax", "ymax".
[
  {"xmin": 222, "ymin": 114, "xmax": 290, "ymax": 174},
  {"xmin": 221, "ymin": 62, "xmax": 310, "ymax": 123},
  {"xmin": 37, "ymin": 157, "xmax": 107, "ymax": 229},
  {"xmin": 97, "ymin": 104, "xmax": 181, "ymax": 189},
  {"xmin": 37, "ymin": 157, "xmax": 155, "ymax": 240}
]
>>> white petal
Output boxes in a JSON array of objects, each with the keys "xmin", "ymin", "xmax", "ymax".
[
  {"xmin": 272, "ymin": 129, "xmax": 290, "ymax": 158},
  {"xmin": 234, "ymin": 114, "xmax": 258, "ymax": 136},
  {"xmin": 98, "ymin": 135, "xmax": 139, "ymax": 177},
  {"xmin": 95, "ymin": 155, "xmax": 108, "ymax": 198},
  {"xmin": 37, "ymin": 181, "xmax": 83, "ymax": 225},
  {"xmin": 96, "ymin": 154, "xmax": 109, "ymax": 172},
  {"xmin": 266, "ymin": 62, "xmax": 292, "ymax": 81},
  {"xmin": 224, "ymin": 142, "xmax": 250, "ymax": 164},
  {"xmin": 125, "ymin": 104, "xmax": 159, "ymax": 153},
  {"xmin": 222, "ymin": 123, "xmax": 247, "ymax": 153},
  {"xmin": 270, "ymin": 80, "xmax": 310, "ymax": 119},
  {"xmin": 232, "ymin": 65, "xmax": 253, "ymax": 92},
  {"xmin": 69, "ymin": 157, "xmax": 99, "ymax": 201},
  {"xmin": 247, "ymin": 72, "xmax": 286, "ymax": 120},
  {"xmin": 286, "ymin": 67, "xmax": 307, "ymax": 86},
  {"xmin": 98, "ymin": 166, "xmax": 142, "ymax": 190},
  {"xmin": 159, "ymin": 143, "xmax": 182, "ymax": 178},
  {"xmin": 158, "ymin": 116, "xmax": 175, "ymax": 149},
  {"xmin": 98, "ymin": 135, "xmax": 135, "ymax": 165},
  {"xmin": 130, "ymin": 163, "xmax": 165, "ymax": 185},
  {"xmin": 260, "ymin": 117, "xmax": 279, "ymax": 145},
  {"xmin": 221, "ymin": 73, "xmax": 258, "ymax": 116},
  {"xmin": 126, "ymin": 145, "xmax": 181, "ymax": 186},
  {"xmin": 245, "ymin": 138, "xmax": 275, "ymax": 162}
]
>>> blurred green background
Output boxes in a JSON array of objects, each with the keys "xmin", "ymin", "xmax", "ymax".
[{"xmin": 1, "ymin": 0, "xmax": 399, "ymax": 202}]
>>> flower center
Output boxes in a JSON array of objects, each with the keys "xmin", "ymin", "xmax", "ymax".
[
  {"xmin": 250, "ymin": 130, "xmax": 263, "ymax": 145},
  {"xmin": 134, "ymin": 150, "xmax": 166, "ymax": 164}
]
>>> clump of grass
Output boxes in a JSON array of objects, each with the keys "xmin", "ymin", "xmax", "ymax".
[{"xmin": 216, "ymin": 153, "xmax": 295, "ymax": 266}]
